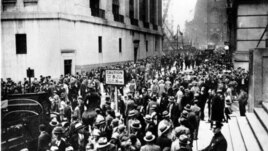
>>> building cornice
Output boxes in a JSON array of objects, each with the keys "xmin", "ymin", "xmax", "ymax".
[{"xmin": 1, "ymin": 12, "xmax": 163, "ymax": 36}]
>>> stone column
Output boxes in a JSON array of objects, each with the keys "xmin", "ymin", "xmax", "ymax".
[
  {"xmin": 146, "ymin": 0, "xmax": 150, "ymax": 22},
  {"xmin": 134, "ymin": 0, "xmax": 139, "ymax": 19},
  {"xmin": 119, "ymin": 0, "xmax": 124, "ymax": 15},
  {"xmin": 105, "ymin": 0, "xmax": 113, "ymax": 20},
  {"xmin": 124, "ymin": 0, "xmax": 131, "ymax": 24}
]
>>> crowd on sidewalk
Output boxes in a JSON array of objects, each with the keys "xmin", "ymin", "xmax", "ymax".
[{"xmin": 1, "ymin": 51, "xmax": 249, "ymax": 151}]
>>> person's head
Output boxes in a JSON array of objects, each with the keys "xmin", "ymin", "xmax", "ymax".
[
  {"xmin": 39, "ymin": 124, "xmax": 46, "ymax": 132},
  {"xmin": 212, "ymin": 122, "xmax": 223, "ymax": 134},
  {"xmin": 53, "ymin": 127, "xmax": 64, "ymax": 140}
]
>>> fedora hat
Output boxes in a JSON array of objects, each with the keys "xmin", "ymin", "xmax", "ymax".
[
  {"xmin": 61, "ymin": 121, "xmax": 70, "ymax": 128},
  {"xmin": 131, "ymin": 120, "xmax": 142, "ymax": 130},
  {"xmin": 49, "ymin": 118, "xmax": 59, "ymax": 127},
  {"xmin": 75, "ymin": 122, "xmax": 85, "ymax": 131},
  {"xmin": 92, "ymin": 129, "xmax": 101, "ymax": 136},
  {"xmin": 184, "ymin": 104, "xmax": 192, "ymax": 112},
  {"xmin": 97, "ymin": 137, "xmax": 110, "ymax": 148},
  {"xmin": 95, "ymin": 115, "xmax": 106, "ymax": 126},
  {"xmin": 159, "ymin": 124, "xmax": 171, "ymax": 136},
  {"xmin": 143, "ymin": 131, "xmax": 155, "ymax": 142},
  {"xmin": 53, "ymin": 127, "xmax": 64, "ymax": 134},
  {"xmin": 144, "ymin": 115, "xmax": 152, "ymax": 122},
  {"xmin": 50, "ymin": 146, "xmax": 59, "ymax": 151},
  {"xmin": 180, "ymin": 110, "xmax": 188, "ymax": 119},
  {"xmin": 65, "ymin": 146, "xmax": 74, "ymax": 151},
  {"xmin": 128, "ymin": 110, "xmax": 138, "ymax": 117},
  {"xmin": 217, "ymin": 89, "xmax": 223, "ymax": 93},
  {"xmin": 168, "ymin": 96, "xmax": 175, "ymax": 101},
  {"xmin": 179, "ymin": 134, "xmax": 189, "ymax": 145},
  {"xmin": 162, "ymin": 110, "xmax": 169, "ymax": 118}
]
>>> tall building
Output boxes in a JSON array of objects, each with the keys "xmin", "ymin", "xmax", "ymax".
[
  {"xmin": 227, "ymin": 0, "xmax": 268, "ymax": 70},
  {"xmin": 185, "ymin": 0, "xmax": 228, "ymax": 49},
  {"xmin": 1, "ymin": 0, "xmax": 163, "ymax": 81}
]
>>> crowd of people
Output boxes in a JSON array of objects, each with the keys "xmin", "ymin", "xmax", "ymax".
[{"xmin": 1, "ymin": 51, "xmax": 249, "ymax": 151}]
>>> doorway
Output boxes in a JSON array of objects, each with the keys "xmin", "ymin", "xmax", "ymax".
[{"xmin": 64, "ymin": 59, "xmax": 72, "ymax": 75}]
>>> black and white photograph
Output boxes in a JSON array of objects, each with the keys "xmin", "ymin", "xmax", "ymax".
[{"xmin": 1, "ymin": 0, "xmax": 268, "ymax": 150}]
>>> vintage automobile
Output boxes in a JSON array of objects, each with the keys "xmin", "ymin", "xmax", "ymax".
[{"xmin": 1, "ymin": 92, "xmax": 50, "ymax": 151}]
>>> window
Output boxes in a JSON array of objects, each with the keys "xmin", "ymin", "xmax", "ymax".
[
  {"xmin": 119, "ymin": 38, "xmax": 122, "ymax": 53},
  {"xmin": 2, "ymin": 0, "xmax": 16, "ymax": 4},
  {"xmin": 16, "ymin": 34, "xmax": 27, "ymax": 54},
  {"xmin": 129, "ymin": 0, "xmax": 134, "ymax": 18},
  {"xmin": 90, "ymin": 0, "xmax": 99, "ymax": 9},
  {"xmin": 112, "ymin": 0, "xmax": 120, "ymax": 15},
  {"xmin": 98, "ymin": 36, "xmax": 102, "ymax": 53},
  {"xmin": 146, "ymin": 40, "xmax": 148, "ymax": 52}
]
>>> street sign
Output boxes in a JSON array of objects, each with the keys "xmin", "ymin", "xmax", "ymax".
[{"xmin": 105, "ymin": 70, "xmax": 125, "ymax": 86}]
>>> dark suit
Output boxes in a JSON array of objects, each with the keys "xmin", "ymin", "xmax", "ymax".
[
  {"xmin": 51, "ymin": 138, "xmax": 66, "ymax": 151},
  {"xmin": 38, "ymin": 131, "xmax": 51, "ymax": 151},
  {"xmin": 201, "ymin": 132, "xmax": 227, "ymax": 151}
]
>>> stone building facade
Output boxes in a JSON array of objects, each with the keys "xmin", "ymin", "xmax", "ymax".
[
  {"xmin": 227, "ymin": 0, "xmax": 268, "ymax": 70},
  {"xmin": 1, "ymin": 0, "xmax": 163, "ymax": 81},
  {"xmin": 185, "ymin": 0, "xmax": 228, "ymax": 49}
]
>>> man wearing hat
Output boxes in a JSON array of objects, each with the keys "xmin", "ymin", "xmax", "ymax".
[
  {"xmin": 51, "ymin": 127, "xmax": 66, "ymax": 151},
  {"xmin": 177, "ymin": 135, "xmax": 190, "ymax": 151},
  {"xmin": 130, "ymin": 120, "xmax": 144, "ymax": 145},
  {"xmin": 146, "ymin": 96, "xmax": 159, "ymax": 115},
  {"xmin": 158, "ymin": 110, "xmax": 173, "ymax": 137},
  {"xmin": 200, "ymin": 122, "xmax": 227, "ymax": 151},
  {"xmin": 210, "ymin": 89, "xmax": 225, "ymax": 124},
  {"xmin": 144, "ymin": 115, "xmax": 157, "ymax": 136},
  {"xmin": 96, "ymin": 137, "xmax": 116, "ymax": 151},
  {"xmin": 38, "ymin": 124, "xmax": 51, "ymax": 151},
  {"xmin": 141, "ymin": 131, "xmax": 161, "ymax": 151},
  {"xmin": 168, "ymin": 96, "xmax": 180, "ymax": 127},
  {"xmin": 156, "ymin": 124, "xmax": 172, "ymax": 150},
  {"xmin": 191, "ymin": 100, "xmax": 201, "ymax": 140},
  {"xmin": 171, "ymin": 124, "xmax": 190, "ymax": 151}
]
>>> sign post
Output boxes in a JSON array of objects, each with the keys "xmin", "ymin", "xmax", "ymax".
[{"xmin": 105, "ymin": 70, "xmax": 125, "ymax": 112}]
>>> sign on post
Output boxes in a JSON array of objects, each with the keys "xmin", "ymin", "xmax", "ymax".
[
  {"xmin": 105, "ymin": 70, "xmax": 125, "ymax": 112},
  {"xmin": 105, "ymin": 70, "xmax": 125, "ymax": 86}
]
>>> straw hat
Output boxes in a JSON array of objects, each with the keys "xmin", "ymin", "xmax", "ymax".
[
  {"xmin": 143, "ymin": 131, "xmax": 155, "ymax": 142},
  {"xmin": 130, "ymin": 120, "xmax": 142, "ymax": 130},
  {"xmin": 49, "ymin": 118, "xmax": 59, "ymax": 127},
  {"xmin": 159, "ymin": 124, "xmax": 171, "ymax": 136},
  {"xmin": 92, "ymin": 129, "xmax": 101, "ymax": 136},
  {"xmin": 179, "ymin": 134, "xmax": 189, "ymax": 145},
  {"xmin": 162, "ymin": 110, "xmax": 169, "ymax": 118},
  {"xmin": 184, "ymin": 104, "xmax": 192, "ymax": 112},
  {"xmin": 128, "ymin": 110, "xmax": 138, "ymax": 117},
  {"xmin": 53, "ymin": 127, "xmax": 64, "ymax": 134},
  {"xmin": 97, "ymin": 137, "xmax": 110, "ymax": 148},
  {"xmin": 95, "ymin": 115, "xmax": 106, "ymax": 126},
  {"xmin": 144, "ymin": 115, "xmax": 152, "ymax": 122}
]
